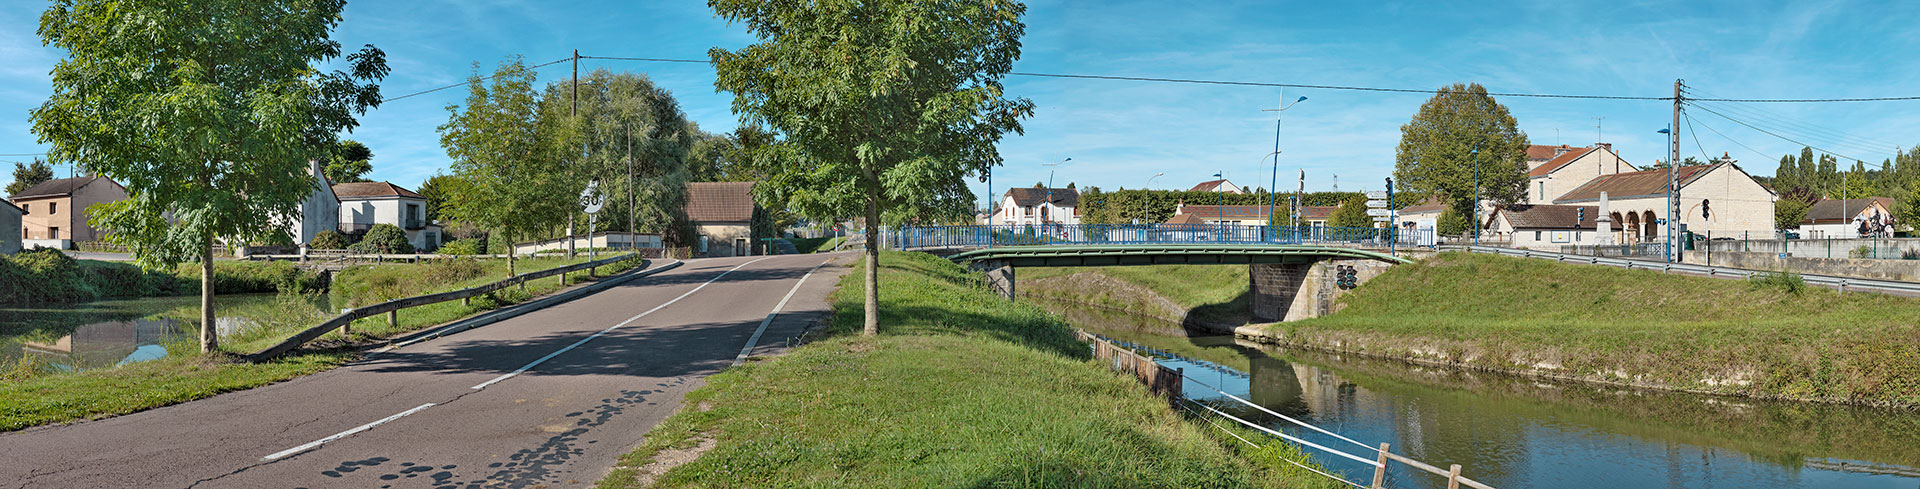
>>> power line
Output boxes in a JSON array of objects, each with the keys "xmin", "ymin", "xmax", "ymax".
[
  {"xmin": 1687, "ymin": 95, "xmax": 1920, "ymax": 103},
  {"xmin": 1684, "ymin": 113, "xmax": 1777, "ymax": 163},
  {"xmin": 1690, "ymin": 103, "xmax": 1877, "ymax": 164},
  {"xmin": 380, "ymin": 56, "xmax": 573, "ymax": 103},
  {"xmin": 1681, "ymin": 109, "xmax": 1713, "ymax": 162},
  {"xmin": 0, "ymin": 153, "xmax": 46, "ymax": 157},
  {"xmin": 1687, "ymin": 99, "xmax": 1900, "ymax": 156}
]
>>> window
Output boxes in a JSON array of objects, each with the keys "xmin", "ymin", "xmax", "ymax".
[
  {"xmin": 19, "ymin": 203, "xmax": 26, "ymax": 215},
  {"xmin": 50, "ymin": 202, "xmax": 57, "ymax": 214},
  {"xmin": 1533, "ymin": 231, "xmax": 1542, "ymax": 240},
  {"xmin": 1537, "ymin": 182, "xmax": 1545, "ymax": 201},
  {"xmin": 50, "ymin": 227, "xmax": 60, "ymax": 239},
  {"xmin": 1575, "ymin": 232, "xmax": 1583, "ymax": 241}
]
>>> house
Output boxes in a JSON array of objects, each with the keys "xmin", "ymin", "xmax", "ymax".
[
  {"xmin": 1188, "ymin": 179, "xmax": 1245, "ymax": 194},
  {"xmin": 1524, "ymin": 143, "xmax": 1635, "ymax": 204},
  {"xmin": 1550, "ymin": 161, "xmax": 1775, "ymax": 241},
  {"xmin": 287, "ymin": 159, "xmax": 340, "ymax": 247},
  {"xmin": 1170, "ymin": 202, "xmax": 1336, "ymax": 227},
  {"xmin": 992, "ymin": 187, "xmax": 1079, "ymax": 227},
  {"xmin": 1, "ymin": 200, "xmax": 20, "ymax": 254},
  {"xmin": 334, "ymin": 181, "xmax": 442, "ymax": 252},
  {"xmin": 685, "ymin": 181, "xmax": 766, "ymax": 257},
  {"xmin": 1485, "ymin": 204, "xmax": 1604, "ymax": 248},
  {"xmin": 9, "ymin": 176, "xmax": 128, "ymax": 249},
  {"xmin": 1393, "ymin": 197, "xmax": 1448, "ymax": 245},
  {"xmin": 1797, "ymin": 197, "xmax": 1895, "ymax": 239}
]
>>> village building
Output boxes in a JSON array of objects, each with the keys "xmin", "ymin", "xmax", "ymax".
[
  {"xmin": 1550, "ymin": 161, "xmax": 1776, "ymax": 241},
  {"xmin": 1171, "ymin": 202, "xmax": 1337, "ymax": 228},
  {"xmin": 9, "ymin": 176, "xmax": 128, "ymax": 250},
  {"xmin": 1485, "ymin": 204, "xmax": 1605, "ymax": 248},
  {"xmin": 684, "ymin": 181, "xmax": 767, "ymax": 257},
  {"xmin": 1188, "ymin": 179, "xmax": 1245, "ymax": 194},
  {"xmin": 287, "ymin": 159, "xmax": 340, "ymax": 248},
  {"xmin": 1796, "ymin": 197, "xmax": 1895, "ymax": 239},
  {"xmin": 1, "ymin": 200, "xmax": 21, "ymax": 254},
  {"xmin": 991, "ymin": 187, "xmax": 1079, "ymax": 227},
  {"xmin": 334, "ymin": 181, "xmax": 443, "ymax": 252},
  {"xmin": 1523, "ymin": 143, "xmax": 1635, "ymax": 204},
  {"xmin": 1393, "ymin": 197, "xmax": 1448, "ymax": 245}
]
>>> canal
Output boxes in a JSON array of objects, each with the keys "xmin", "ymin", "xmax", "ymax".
[
  {"xmin": 0, "ymin": 293, "xmax": 334, "ymax": 373},
  {"xmin": 1043, "ymin": 299, "xmax": 1920, "ymax": 489}
]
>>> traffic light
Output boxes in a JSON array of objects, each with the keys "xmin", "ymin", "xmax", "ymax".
[
  {"xmin": 1701, "ymin": 199, "xmax": 1711, "ymax": 219},
  {"xmin": 1577, "ymin": 207, "xmax": 1585, "ymax": 224}
]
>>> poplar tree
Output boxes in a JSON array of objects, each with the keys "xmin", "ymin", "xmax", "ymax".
[
  {"xmin": 32, "ymin": 0, "xmax": 386, "ymax": 353},
  {"xmin": 709, "ymin": 0, "xmax": 1033, "ymax": 335}
]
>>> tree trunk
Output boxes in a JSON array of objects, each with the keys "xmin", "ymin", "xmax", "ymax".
[
  {"xmin": 566, "ymin": 213, "xmax": 576, "ymax": 259},
  {"xmin": 862, "ymin": 189, "xmax": 880, "ymax": 336},
  {"xmin": 199, "ymin": 234, "xmax": 218, "ymax": 353}
]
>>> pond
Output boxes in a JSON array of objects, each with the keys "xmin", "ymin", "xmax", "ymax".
[
  {"xmin": 1043, "ymin": 299, "xmax": 1920, "ymax": 489},
  {"xmin": 0, "ymin": 293, "xmax": 335, "ymax": 373}
]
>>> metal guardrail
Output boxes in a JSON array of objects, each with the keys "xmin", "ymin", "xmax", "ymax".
[
  {"xmin": 897, "ymin": 224, "xmax": 1437, "ymax": 250},
  {"xmin": 243, "ymin": 253, "xmax": 646, "ymax": 361},
  {"xmin": 1454, "ymin": 246, "xmax": 1920, "ymax": 296}
]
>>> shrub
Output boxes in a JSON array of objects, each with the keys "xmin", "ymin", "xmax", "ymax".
[
  {"xmin": 349, "ymin": 224, "xmax": 415, "ymax": 254},
  {"xmin": 438, "ymin": 238, "xmax": 484, "ymax": 255},
  {"xmin": 310, "ymin": 230, "xmax": 351, "ymax": 250},
  {"xmin": 1748, "ymin": 270, "xmax": 1807, "ymax": 294}
]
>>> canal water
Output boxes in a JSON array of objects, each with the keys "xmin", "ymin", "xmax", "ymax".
[
  {"xmin": 1043, "ymin": 299, "xmax": 1920, "ymax": 489},
  {"xmin": 0, "ymin": 294, "xmax": 332, "ymax": 373}
]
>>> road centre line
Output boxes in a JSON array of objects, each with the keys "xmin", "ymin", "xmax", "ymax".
[
  {"xmin": 262, "ymin": 403, "xmax": 436, "ymax": 461},
  {"xmin": 469, "ymin": 256, "xmax": 773, "ymax": 391},
  {"xmin": 731, "ymin": 258, "xmax": 832, "ymax": 367}
]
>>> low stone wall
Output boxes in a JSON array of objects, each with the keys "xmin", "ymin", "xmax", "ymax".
[
  {"xmin": 1700, "ymin": 237, "xmax": 1919, "ymax": 259},
  {"xmin": 1682, "ymin": 250, "xmax": 1920, "ymax": 282}
]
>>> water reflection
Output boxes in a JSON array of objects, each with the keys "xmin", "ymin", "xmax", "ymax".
[
  {"xmin": 1046, "ymin": 298, "xmax": 1920, "ymax": 489},
  {"xmin": 1, "ymin": 294, "xmax": 326, "ymax": 372}
]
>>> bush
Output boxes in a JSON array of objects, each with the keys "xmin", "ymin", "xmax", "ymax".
[
  {"xmin": 349, "ymin": 224, "xmax": 414, "ymax": 254},
  {"xmin": 1849, "ymin": 245, "xmax": 1876, "ymax": 259},
  {"xmin": 1748, "ymin": 270, "xmax": 1807, "ymax": 294},
  {"xmin": 310, "ymin": 230, "xmax": 351, "ymax": 250},
  {"xmin": 438, "ymin": 238, "xmax": 484, "ymax": 255},
  {"xmin": 174, "ymin": 261, "xmax": 329, "ymax": 295},
  {"xmin": 0, "ymin": 249, "xmax": 196, "ymax": 305}
]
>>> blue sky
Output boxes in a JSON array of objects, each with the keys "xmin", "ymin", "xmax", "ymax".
[{"xmin": 4, "ymin": 0, "xmax": 1919, "ymax": 207}]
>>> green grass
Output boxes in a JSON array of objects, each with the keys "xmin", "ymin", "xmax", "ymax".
[
  {"xmin": 1275, "ymin": 252, "xmax": 1920, "ymax": 406},
  {"xmin": 1021, "ymin": 265, "xmax": 1250, "ymax": 325},
  {"xmin": 0, "ymin": 255, "xmax": 645, "ymax": 432},
  {"xmin": 598, "ymin": 252, "xmax": 1338, "ymax": 489},
  {"xmin": 788, "ymin": 236, "xmax": 846, "ymax": 254}
]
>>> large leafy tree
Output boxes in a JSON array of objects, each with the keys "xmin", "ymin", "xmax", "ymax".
[
  {"xmin": 7, "ymin": 159, "xmax": 55, "ymax": 196},
  {"xmin": 1775, "ymin": 187, "xmax": 1817, "ymax": 231},
  {"xmin": 1328, "ymin": 194, "xmax": 1373, "ymax": 228},
  {"xmin": 415, "ymin": 172, "xmax": 467, "ymax": 223},
  {"xmin": 536, "ymin": 70, "xmax": 698, "ymax": 244},
  {"xmin": 1393, "ymin": 83, "xmax": 1530, "ymax": 226},
  {"xmin": 33, "ymin": 0, "xmax": 386, "ymax": 353},
  {"xmin": 440, "ymin": 57, "xmax": 571, "ymax": 277},
  {"xmin": 325, "ymin": 139, "xmax": 374, "ymax": 183},
  {"xmin": 711, "ymin": 0, "xmax": 1033, "ymax": 335}
]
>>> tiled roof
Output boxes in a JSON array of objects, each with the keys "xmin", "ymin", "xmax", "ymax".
[
  {"xmin": 1188, "ymin": 179, "xmax": 1233, "ymax": 192},
  {"xmin": 333, "ymin": 181, "xmax": 424, "ymax": 199},
  {"xmin": 1803, "ymin": 197, "xmax": 1894, "ymax": 223},
  {"xmin": 1527, "ymin": 146, "xmax": 1599, "ymax": 177},
  {"xmin": 1552, "ymin": 164, "xmax": 1716, "ymax": 203},
  {"xmin": 1527, "ymin": 144, "xmax": 1577, "ymax": 160},
  {"xmin": 1163, "ymin": 213, "xmax": 1207, "ymax": 225},
  {"xmin": 1491, "ymin": 204, "xmax": 1601, "ymax": 230},
  {"xmin": 1004, "ymin": 187, "xmax": 1078, "ymax": 208},
  {"xmin": 1178, "ymin": 204, "xmax": 1273, "ymax": 219},
  {"xmin": 1395, "ymin": 196, "xmax": 1447, "ymax": 214},
  {"xmin": 11, "ymin": 176, "xmax": 104, "ymax": 199},
  {"xmin": 1300, "ymin": 205, "xmax": 1337, "ymax": 220},
  {"xmin": 685, "ymin": 181, "xmax": 757, "ymax": 222}
]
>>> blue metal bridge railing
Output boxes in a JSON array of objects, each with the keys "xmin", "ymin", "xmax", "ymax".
[{"xmin": 895, "ymin": 224, "xmax": 1437, "ymax": 250}]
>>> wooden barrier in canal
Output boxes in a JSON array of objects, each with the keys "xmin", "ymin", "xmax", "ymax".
[{"xmin": 1078, "ymin": 331, "xmax": 1183, "ymax": 404}]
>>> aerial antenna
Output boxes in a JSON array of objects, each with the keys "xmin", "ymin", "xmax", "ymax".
[{"xmin": 1594, "ymin": 116, "xmax": 1605, "ymax": 144}]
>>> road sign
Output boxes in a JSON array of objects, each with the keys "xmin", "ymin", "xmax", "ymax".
[
  {"xmin": 580, "ymin": 179, "xmax": 605, "ymax": 214},
  {"xmin": 1365, "ymin": 208, "xmax": 1392, "ymax": 217},
  {"xmin": 1366, "ymin": 200, "xmax": 1389, "ymax": 208},
  {"xmin": 1372, "ymin": 217, "xmax": 1391, "ymax": 222},
  {"xmin": 1364, "ymin": 190, "xmax": 1388, "ymax": 199}
]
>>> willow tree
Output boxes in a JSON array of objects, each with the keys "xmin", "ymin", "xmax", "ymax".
[
  {"xmin": 710, "ymin": 0, "xmax": 1033, "ymax": 335},
  {"xmin": 33, "ymin": 0, "xmax": 386, "ymax": 353},
  {"xmin": 537, "ymin": 70, "xmax": 698, "ymax": 244},
  {"xmin": 1393, "ymin": 83, "xmax": 1529, "ymax": 221}
]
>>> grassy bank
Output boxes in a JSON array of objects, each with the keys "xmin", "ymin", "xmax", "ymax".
[
  {"xmin": 598, "ymin": 252, "xmax": 1335, "ymax": 489},
  {"xmin": 0, "ymin": 249, "xmax": 327, "ymax": 305},
  {"xmin": 1021, "ymin": 265, "xmax": 1250, "ymax": 325},
  {"xmin": 0, "ymin": 254, "xmax": 643, "ymax": 432}
]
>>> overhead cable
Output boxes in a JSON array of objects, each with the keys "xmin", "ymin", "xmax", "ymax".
[{"xmin": 380, "ymin": 56, "xmax": 573, "ymax": 103}]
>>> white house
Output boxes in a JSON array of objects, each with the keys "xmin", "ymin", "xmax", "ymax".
[
  {"xmin": 1550, "ymin": 161, "xmax": 1775, "ymax": 241},
  {"xmin": 992, "ymin": 187, "xmax": 1079, "ymax": 227},
  {"xmin": 1394, "ymin": 198, "xmax": 1447, "ymax": 245},
  {"xmin": 1, "ymin": 199, "xmax": 20, "ymax": 254},
  {"xmin": 1796, "ymin": 197, "xmax": 1894, "ymax": 239},
  {"xmin": 1188, "ymin": 179, "xmax": 1245, "ymax": 194},
  {"xmin": 1524, "ymin": 143, "xmax": 1636, "ymax": 204},
  {"xmin": 287, "ymin": 159, "xmax": 340, "ymax": 247},
  {"xmin": 334, "ymin": 181, "xmax": 442, "ymax": 252},
  {"xmin": 1486, "ymin": 204, "xmax": 1605, "ymax": 248}
]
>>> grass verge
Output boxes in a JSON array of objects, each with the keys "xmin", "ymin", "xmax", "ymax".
[
  {"xmin": 0, "ymin": 254, "xmax": 645, "ymax": 432},
  {"xmin": 1021, "ymin": 264, "xmax": 1250, "ymax": 326},
  {"xmin": 597, "ymin": 252, "xmax": 1337, "ymax": 489}
]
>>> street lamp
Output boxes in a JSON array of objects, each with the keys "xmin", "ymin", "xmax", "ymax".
[
  {"xmin": 1146, "ymin": 172, "xmax": 1165, "ymax": 189},
  {"xmin": 1043, "ymin": 157, "xmax": 1070, "ymax": 243},
  {"xmin": 1471, "ymin": 147, "xmax": 1480, "ymax": 246},
  {"xmin": 1265, "ymin": 95, "xmax": 1308, "ymax": 238},
  {"xmin": 1657, "ymin": 127, "xmax": 1673, "ymax": 262}
]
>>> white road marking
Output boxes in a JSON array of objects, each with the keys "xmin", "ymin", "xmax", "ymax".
[
  {"xmin": 732, "ymin": 259, "xmax": 831, "ymax": 367},
  {"xmin": 470, "ymin": 257, "xmax": 773, "ymax": 390},
  {"xmin": 263, "ymin": 403, "xmax": 435, "ymax": 461}
]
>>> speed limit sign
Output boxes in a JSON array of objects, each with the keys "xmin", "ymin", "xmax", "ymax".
[{"xmin": 580, "ymin": 179, "xmax": 605, "ymax": 215}]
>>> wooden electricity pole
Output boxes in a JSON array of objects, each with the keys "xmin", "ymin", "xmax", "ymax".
[{"xmin": 567, "ymin": 49, "xmax": 579, "ymax": 259}]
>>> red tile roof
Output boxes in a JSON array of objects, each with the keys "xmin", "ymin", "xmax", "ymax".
[
  {"xmin": 1527, "ymin": 144, "xmax": 1577, "ymax": 160},
  {"xmin": 1163, "ymin": 213, "xmax": 1206, "ymax": 225},
  {"xmin": 1527, "ymin": 146, "xmax": 1599, "ymax": 177},
  {"xmin": 1188, "ymin": 179, "xmax": 1234, "ymax": 192},
  {"xmin": 685, "ymin": 182, "xmax": 757, "ymax": 222},
  {"xmin": 1178, "ymin": 205, "xmax": 1273, "ymax": 219},
  {"xmin": 1552, "ymin": 164, "xmax": 1716, "ymax": 203},
  {"xmin": 1003, "ymin": 187, "xmax": 1078, "ymax": 208},
  {"xmin": 1491, "ymin": 204, "xmax": 1602, "ymax": 230},
  {"xmin": 333, "ymin": 181, "xmax": 424, "ymax": 199}
]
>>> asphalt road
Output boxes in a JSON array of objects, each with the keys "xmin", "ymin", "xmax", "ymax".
[{"xmin": 0, "ymin": 252, "xmax": 851, "ymax": 489}]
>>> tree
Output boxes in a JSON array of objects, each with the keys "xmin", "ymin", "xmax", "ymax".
[
  {"xmin": 1437, "ymin": 206, "xmax": 1470, "ymax": 237},
  {"xmin": 440, "ymin": 57, "xmax": 571, "ymax": 278},
  {"xmin": 415, "ymin": 173, "xmax": 466, "ymax": 223},
  {"xmin": 7, "ymin": 159, "xmax": 54, "ymax": 196},
  {"xmin": 1328, "ymin": 194, "xmax": 1373, "ymax": 228},
  {"xmin": 536, "ymin": 69, "xmax": 699, "ymax": 244},
  {"xmin": 1775, "ymin": 187, "xmax": 1818, "ymax": 231},
  {"xmin": 711, "ymin": 0, "xmax": 1033, "ymax": 335},
  {"xmin": 1895, "ymin": 180, "xmax": 1920, "ymax": 234},
  {"xmin": 324, "ymin": 140, "xmax": 373, "ymax": 183},
  {"xmin": 33, "ymin": 0, "xmax": 386, "ymax": 353},
  {"xmin": 347, "ymin": 223, "xmax": 413, "ymax": 254},
  {"xmin": 1393, "ymin": 83, "xmax": 1530, "ymax": 225}
]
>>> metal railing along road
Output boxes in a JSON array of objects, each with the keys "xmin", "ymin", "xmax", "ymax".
[
  {"xmin": 1457, "ymin": 245, "xmax": 1920, "ymax": 296},
  {"xmin": 897, "ymin": 224, "xmax": 1437, "ymax": 250}
]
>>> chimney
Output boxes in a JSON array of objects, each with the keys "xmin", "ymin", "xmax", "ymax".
[
  {"xmin": 311, "ymin": 159, "xmax": 324, "ymax": 180},
  {"xmin": 1597, "ymin": 142, "xmax": 1612, "ymax": 151},
  {"xmin": 1554, "ymin": 145, "xmax": 1570, "ymax": 156},
  {"xmin": 1175, "ymin": 199, "xmax": 1185, "ymax": 215}
]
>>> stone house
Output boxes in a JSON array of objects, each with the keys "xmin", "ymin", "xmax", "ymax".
[
  {"xmin": 1485, "ymin": 204, "xmax": 1604, "ymax": 248},
  {"xmin": 1523, "ymin": 143, "xmax": 1636, "ymax": 204},
  {"xmin": 1, "ymin": 200, "xmax": 20, "ymax": 254},
  {"xmin": 286, "ymin": 159, "xmax": 340, "ymax": 247},
  {"xmin": 9, "ymin": 176, "xmax": 129, "ymax": 249},
  {"xmin": 334, "ymin": 181, "xmax": 442, "ymax": 252},
  {"xmin": 1796, "ymin": 197, "xmax": 1894, "ymax": 239},
  {"xmin": 685, "ymin": 181, "xmax": 766, "ymax": 257},
  {"xmin": 992, "ymin": 187, "xmax": 1079, "ymax": 227},
  {"xmin": 1551, "ymin": 162, "xmax": 1775, "ymax": 241}
]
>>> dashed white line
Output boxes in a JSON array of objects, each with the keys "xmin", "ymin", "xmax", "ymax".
[
  {"xmin": 732, "ymin": 259, "xmax": 831, "ymax": 367},
  {"xmin": 262, "ymin": 403, "xmax": 435, "ymax": 461},
  {"xmin": 469, "ymin": 256, "xmax": 773, "ymax": 390}
]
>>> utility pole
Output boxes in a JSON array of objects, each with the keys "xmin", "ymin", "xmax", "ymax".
[
  {"xmin": 567, "ymin": 49, "xmax": 579, "ymax": 259},
  {"xmin": 1669, "ymin": 79, "xmax": 1683, "ymax": 263},
  {"xmin": 627, "ymin": 131, "xmax": 635, "ymax": 248}
]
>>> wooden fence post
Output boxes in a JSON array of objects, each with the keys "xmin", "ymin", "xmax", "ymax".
[
  {"xmin": 388, "ymin": 309, "xmax": 398, "ymax": 329},
  {"xmin": 1447, "ymin": 463, "xmax": 1462, "ymax": 489},
  {"xmin": 1371, "ymin": 443, "xmax": 1391, "ymax": 489}
]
